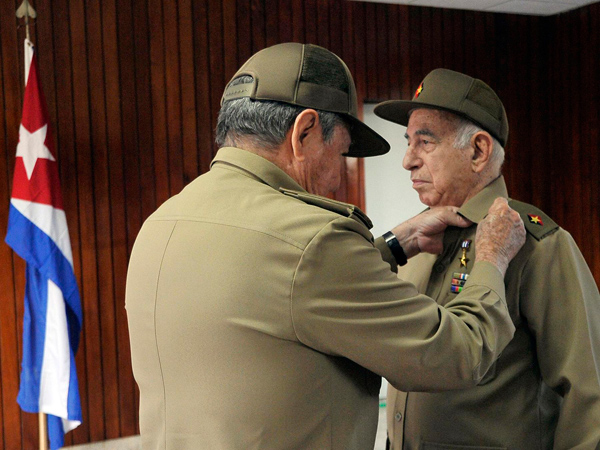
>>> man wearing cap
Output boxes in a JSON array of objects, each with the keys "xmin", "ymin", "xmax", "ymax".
[
  {"xmin": 376, "ymin": 69, "xmax": 600, "ymax": 449},
  {"xmin": 126, "ymin": 45, "xmax": 527, "ymax": 449}
]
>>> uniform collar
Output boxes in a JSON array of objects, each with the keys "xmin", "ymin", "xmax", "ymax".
[
  {"xmin": 210, "ymin": 146, "xmax": 306, "ymax": 193},
  {"xmin": 458, "ymin": 176, "xmax": 508, "ymax": 224}
]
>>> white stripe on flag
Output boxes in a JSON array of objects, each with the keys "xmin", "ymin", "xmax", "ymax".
[
  {"xmin": 40, "ymin": 278, "xmax": 81, "ymax": 432},
  {"xmin": 11, "ymin": 198, "xmax": 74, "ymax": 266}
]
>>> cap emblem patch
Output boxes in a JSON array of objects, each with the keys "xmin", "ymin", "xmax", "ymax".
[
  {"xmin": 528, "ymin": 214, "xmax": 543, "ymax": 226},
  {"xmin": 414, "ymin": 82, "xmax": 424, "ymax": 99}
]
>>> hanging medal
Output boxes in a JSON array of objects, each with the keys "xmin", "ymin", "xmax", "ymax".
[{"xmin": 451, "ymin": 240, "xmax": 471, "ymax": 293}]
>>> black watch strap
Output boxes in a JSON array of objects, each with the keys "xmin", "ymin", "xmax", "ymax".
[{"xmin": 382, "ymin": 231, "xmax": 408, "ymax": 266}]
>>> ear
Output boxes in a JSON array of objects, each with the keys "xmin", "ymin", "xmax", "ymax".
[
  {"xmin": 470, "ymin": 131, "xmax": 494, "ymax": 173},
  {"xmin": 290, "ymin": 109, "xmax": 320, "ymax": 162}
]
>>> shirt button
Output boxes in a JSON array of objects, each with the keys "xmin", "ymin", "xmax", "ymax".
[
  {"xmin": 435, "ymin": 264, "xmax": 445, "ymax": 273},
  {"xmin": 395, "ymin": 412, "xmax": 403, "ymax": 422}
]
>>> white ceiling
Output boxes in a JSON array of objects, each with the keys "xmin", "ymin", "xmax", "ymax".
[{"xmin": 354, "ymin": 0, "xmax": 600, "ymax": 16}]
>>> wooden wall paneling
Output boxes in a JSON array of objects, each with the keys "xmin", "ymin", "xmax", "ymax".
[
  {"xmin": 148, "ymin": 0, "xmax": 170, "ymax": 207},
  {"xmin": 103, "ymin": 0, "xmax": 132, "ymax": 438},
  {"xmin": 164, "ymin": 0, "xmax": 185, "ymax": 198},
  {"xmin": 328, "ymin": 0, "xmax": 342, "ymax": 58},
  {"xmin": 589, "ymin": 5, "xmax": 600, "ymax": 285},
  {"xmin": 0, "ymin": 0, "xmax": 25, "ymax": 446},
  {"xmin": 567, "ymin": 9, "xmax": 586, "ymax": 261},
  {"xmin": 499, "ymin": 15, "xmax": 516, "ymax": 192},
  {"xmin": 429, "ymin": 8, "xmax": 444, "ymax": 73},
  {"xmin": 352, "ymin": 1, "xmax": 367, "ymax": 108},
  {"xmin": 303, "ymin": 0, "xmax": 317, "ymax": 45},
  {"xmin": 387, "ymin": 6, "xmax": 401, "ymax": 100},
  {"xmin": 179, "ymin": 0, "xmax": 200, "ymax": 186},
  {"xmin": 452, "ymin": 11, "xmax": 465, "ymax": 72},
  {"xmin": 463, "ymin": 11, "xmax": 476, "ymax": 75},
  {"xmin": 113, "ymin": 0, "xmax": 140, "ymax": 436},
  {"xmin": 265, "ymin": 0, "xmax": 279, "ymax": 47},
  {"xmin": 548, "ymin": 14, "xmax": 567, "ymax": 227},
  {"xmin": 291, "ymin": 0, "xmax": 305, "ymax": 43},
  {"xmin": 116, "ymin": 0, "xmax": 141, "ymax": 249},
  {"xmin": 278, "ymin": 0, "xmax": 292, "ymax": 42},
  {"xmin": 364, "ymin": 3, "xmax": 378, "ymax": 101},
  {"xmin": 132, "ymin": 0, "xmax": 157, "ymax": 224},
  {"xmin": 86, "ymin": 0, "xmax": 120, "ymax": 440},
  {"xmin": 236, "ymin": 0, "xmax": 253, "ymax": 66},
  {"xmin": 70, "ymin": 0, "xmax": 106, "ymax": 442},
  {"xmin": 441, "ymin": 9, "xmax": 455, "ymax": 72},
  {"xmin": 316, "ymin": 0, "xmax": 330, "ymax": 50},
  {"xmin": 208, "ymin": 0, "xmax": 225, "ymax": 158},
  {"xmin": 399, "ymin": 6, "xmax": 411, "ymax": 99},
  {"xmin": 192, "ymin": 0, "xmax": 214, "ymax": 175},
  {"xmin": 223, "ymin": 0, "xmax": 239, "ymax": 80},
  {"xmin": 375, "ymin": 3, "xmax": 390, "ymax": 100},
  {"xmin": 250, "ymin": 0, "xmax": 266, "ymax": 51},
  {"xmin": 49, "ymin": 0, "xmax": 91, "ymax": 444},
  {"xmin": 326, "ymin": 0, "xmax": 349, "ymax": 205},
  {"xmin": 577, "ymin": 7, "xmax": 594, "ymax": 270},
  {"xmin": 340, "ymin": 2, "xmax": 362, "ymax": 210},
  {"xmin": 341, "ymin": 3, "xmax": 355, "ymax": 86},
  {"xmin": 514, "ymin": 16, "xmax": 534, "ymax": 202},
  {"xmin": 527, "ymin": 16, "xmax": 549, "ymax": 211},
  {"xmin": 408, "ymin": 6, "xmax": 422, "ymax": 82},
  {"xmin": 419, "ymin": 7, "xmax": 434, "ymax": 77},
  {"xmin": 471, "ymin": 12, "xmax": 492, "ymax": 87}
]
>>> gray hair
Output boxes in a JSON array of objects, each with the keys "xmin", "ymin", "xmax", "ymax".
[
  {"xmin": 216, "ymin": 76, "xmax": 345, "ymax": 149},
  {"xmin": 453, "ymin": 116, "xmax": 505, "ymax": 173}
]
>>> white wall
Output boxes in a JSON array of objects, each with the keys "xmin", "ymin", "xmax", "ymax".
[
  {"xmin": 362, "ymin": 103, "xmax": 423, "ymax": 400},
  {"xmin": 363, "ymin": 104, "xmax": 423, "ymax": 238}
]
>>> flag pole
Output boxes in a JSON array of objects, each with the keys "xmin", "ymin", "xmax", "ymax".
[
  {"xmin": 16, "ymin": 3, "xmax": 46, "ymax": 449},
  {"xmin": 38, "ymin": 413, "xmax": 48, "ymax": 450}
]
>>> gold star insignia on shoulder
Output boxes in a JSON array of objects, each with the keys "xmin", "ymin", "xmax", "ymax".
[{"xmin": 528, "ymin": 214, "xmax": 543, "ymax": 226}]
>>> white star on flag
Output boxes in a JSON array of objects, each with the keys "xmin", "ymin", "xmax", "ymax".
[{"xmin": 16, "ymin": 124, "xmax": 55, "ymax": 179}]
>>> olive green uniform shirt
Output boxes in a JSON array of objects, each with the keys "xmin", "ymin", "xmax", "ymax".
[
  {"xmin": 126, "ymin": 148, "xmax": 516, "ymax": 450},
  {"xmin": 387, "ymin": 176, "xmax": 600, "ymax": 450}
]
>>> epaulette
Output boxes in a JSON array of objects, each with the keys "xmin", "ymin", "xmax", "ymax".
[
  {"xmin": 508, "ymin": 199, "xmax": 559, "ymax": 241},
  {"xmin": 279, "ymin": 188, "xmax": 373, "ymax": 230}
]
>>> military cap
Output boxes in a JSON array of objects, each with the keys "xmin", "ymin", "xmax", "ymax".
[
  {"xmin": 221, "ymin": 42, "xmax": 390, "ymax": 158},
  {"xmin": 374, "ymin": 68, "xmax": 509, "ymax": 147}
]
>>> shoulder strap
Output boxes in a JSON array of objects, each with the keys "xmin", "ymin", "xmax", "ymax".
[
  {"xmin": 508, "ymin": 199, "xmax": 559, "ymax": 241},
  {"xmin": 279, "ymin": 188, "xmax": 373, "ymax": 230}
]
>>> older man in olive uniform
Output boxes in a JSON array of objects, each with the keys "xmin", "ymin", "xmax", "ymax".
[
  {"xmin": 376, "ymin": 69, "xmax": 600, "ymax": 450},
  {"xmin": 126, "ymin": 45, "xmax": 527, "ymax": 449}
]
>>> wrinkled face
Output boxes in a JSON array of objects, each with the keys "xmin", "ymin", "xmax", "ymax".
[
  {"xmin": 403, "ymin": 109, "xmax": 476, "ymax": 207},
  {"xmin": 305, "ymin": 124, "xmax": 352, "ymax": 196}
]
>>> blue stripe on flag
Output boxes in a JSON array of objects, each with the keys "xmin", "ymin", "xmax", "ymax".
[{"xmin": 5, "ymin": 204, "xmax": 82, "ymax": 450}]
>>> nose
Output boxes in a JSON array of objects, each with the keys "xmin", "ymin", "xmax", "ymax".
[{"xmin": 403, "ymin": 144, "xmax": 421, "ymax": 171}]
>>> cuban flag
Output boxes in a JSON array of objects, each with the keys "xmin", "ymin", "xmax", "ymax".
[{"xmin": 5, "ymin": 40, "xmax": 83, "ymax": 450}]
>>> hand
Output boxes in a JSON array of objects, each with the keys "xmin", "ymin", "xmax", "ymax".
[
  {"xmin": 389, "ymin": 207, "xmax": 472, "ymax": 258},
  {"xmin": 475, "ymin": 197, "xmax": 526, "ymax": 275}
]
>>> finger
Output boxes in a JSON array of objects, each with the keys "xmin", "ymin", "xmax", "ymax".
[
  {"xmin": 438, "ymin": 208, "xmax": 473, "ymax": 228},
  {"xmin": 487, "ymin": 197, "xmax": 509, "ymax": 215}
]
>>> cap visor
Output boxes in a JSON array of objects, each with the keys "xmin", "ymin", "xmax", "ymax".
[
  {"xmin": 373, "ymin": 100, "xmax": 420, "ymax": 126},
  {"xmin": 345, "ymin": 116, "xmax": 390, "ymax": 158}
]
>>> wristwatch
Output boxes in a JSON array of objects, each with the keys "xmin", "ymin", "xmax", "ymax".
[{"xmin": 382, "ymin": 231, "xmax": 408, "ymax": 266}]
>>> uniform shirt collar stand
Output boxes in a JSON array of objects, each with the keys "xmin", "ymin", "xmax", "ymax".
[{"xmin": 458, "ymin": 176, "xmax": 509, "ymax": 224}]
